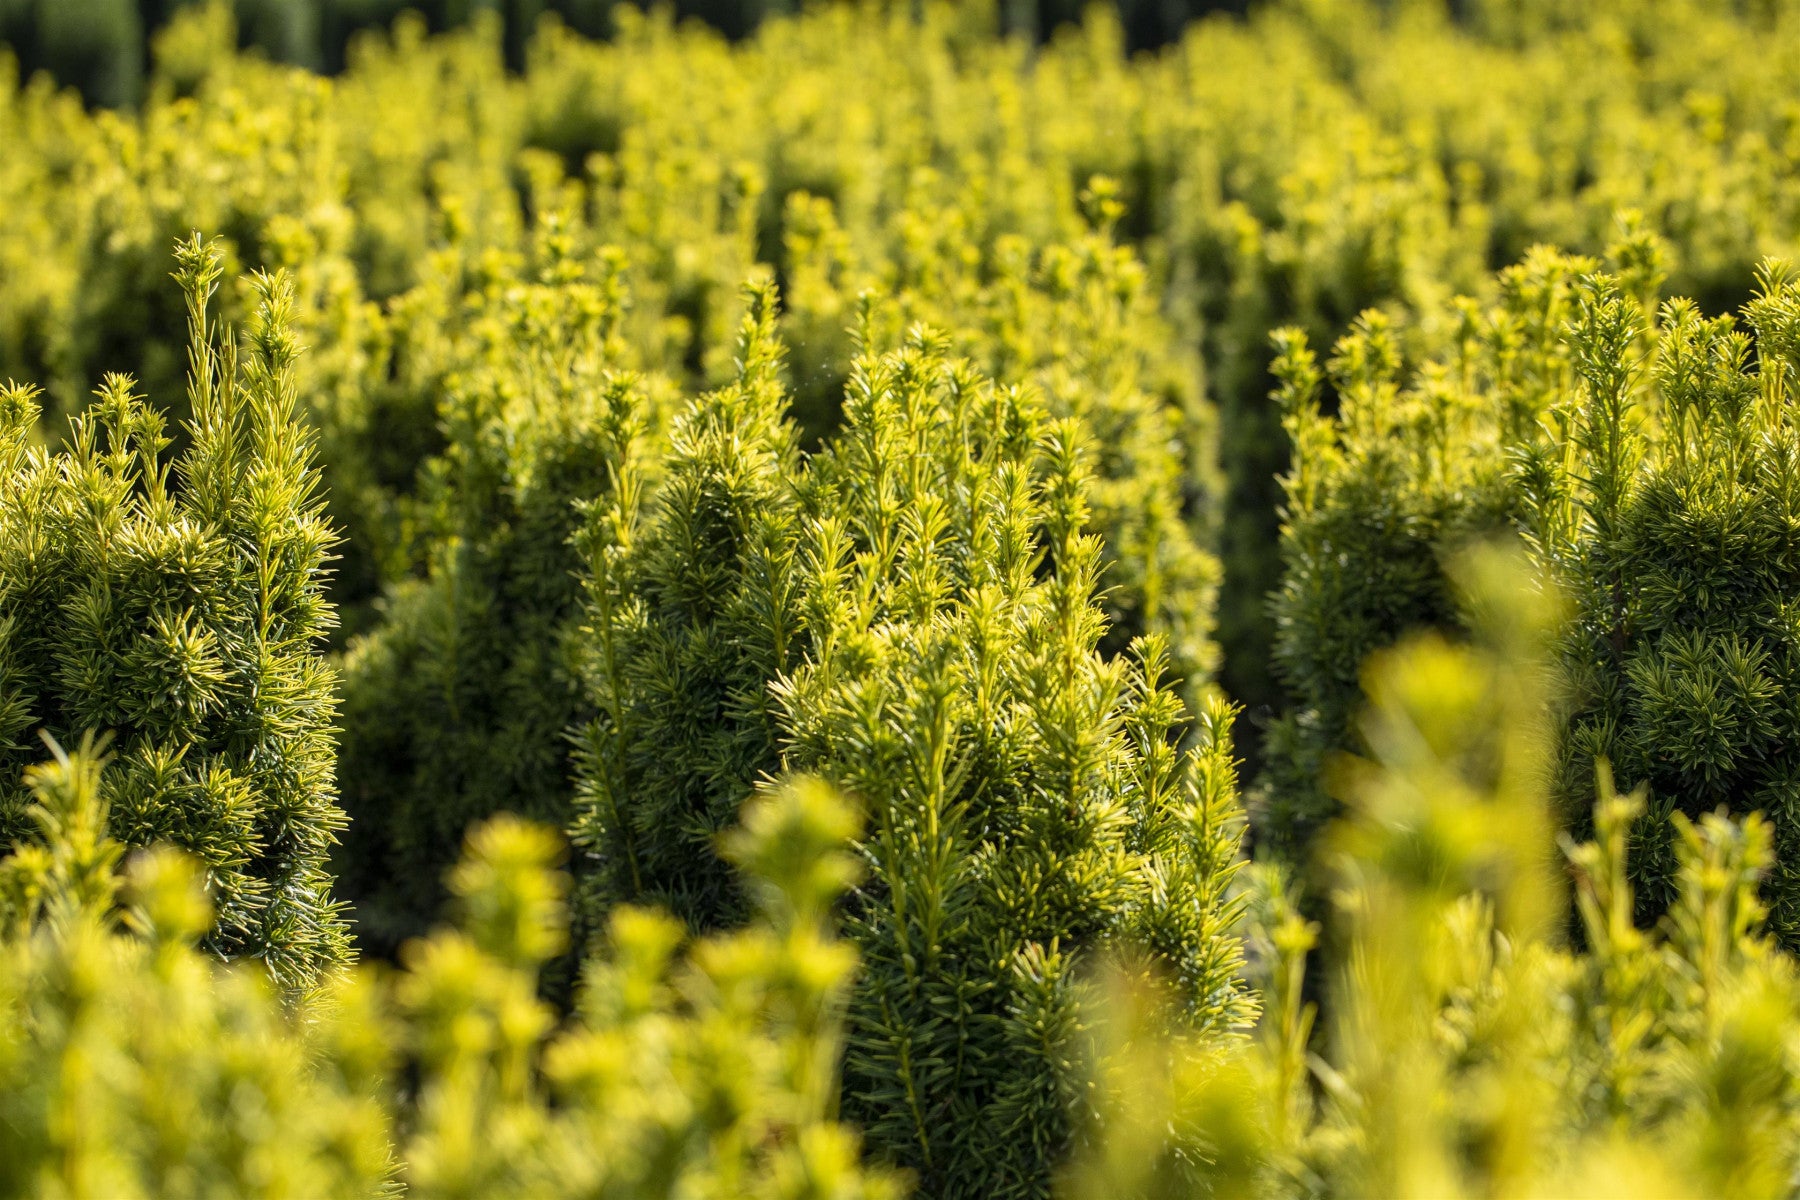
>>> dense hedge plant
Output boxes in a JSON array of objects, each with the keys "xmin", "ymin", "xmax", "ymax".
[
  {"xmin": 1258, "ymin": 242, "xmax": 1597, "ymax": 862},
  {"xmin": 12, "ymin": 5, "xmax": 1800, "ymax": 1195},
  {"xmin": 778, "ymin": 183, "xmax": 1217, "ymax": 681},
  {"xmin": 776, "ymin": 335, "xmax": 1252, "ymax": 1198},
  {"xmin": 0, "ymin": 734, "xmax": 901, "ymax": 1199},
  {"xmin": 1125, "ymin": 0, "xmax": 1800, "ymax": 730},
  {"xmin": 0, "ymin": 237, "xmax": 347, "ymax": 985},
  {"xmin": 334, "ymin": 240, "xmax": 669, "ymax": 952},
  {"xmin": 1546, "ymin": 258, "xmax": 1800, "ymax": 940},
  {"xmin": 568, "ymin": 278, "xmax": 799, "ymax": 935},
  {"xmin": 1260, "ymin": 248, "xmax": 1800, "ymax": 947},
  {"xmin": 331, "ymin": 181, "xmax": 1215, "ymax": 952},
  {"xmin": 15, "ymin": 1, "xmax": 1800, "ymax": 747},
  {"xmin": 1068, "ymin": 553, "xmax": 1800, "ymax": 1199},
  {"xmin": 573, "ymin": 306, "xmax": 1255, "ymax": 1196}
]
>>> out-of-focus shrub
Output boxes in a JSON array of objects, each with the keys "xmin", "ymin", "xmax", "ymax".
[
  {"xmin": 0, "ymin": 735, "xmax": 902, "ymax": 1199},
  {"xmin": 1067, "ymin": 549, "xmax": 1800, "ymax": 1199},
  {"xmin": 1263, "ymin": 249, "xmax": 1800, "ymax": 948}
]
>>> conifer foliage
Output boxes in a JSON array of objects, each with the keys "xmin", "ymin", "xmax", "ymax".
[
  {"xmin": 570, "ymin": 278, "xmax": 799, "ymax": 935},
  {"xmin": 777, "ymin": 332, "xmax": 1253, "ymax": 1198},
  {"xmin": 336, "ymin": 244, "xmax": 663, "ymax": 952},
  {"xmin": 1069, "ymin": 555, "xmax": 1800, "ymax": 1199},
  {"xmin": 1256, "ymin": 246, "xmax": 1590, "ymax": 861},
  {"xmin": 0, "ymin": 735, "xmax": 900, "ymax": 1200},
  {"xmin": 574, "ymin": 305, "xmax": 1256, "ymax": 1197},
  {"xmin": 780, "ymin": 191, "xmax": 1219, "ymax": 688},
  {"xmin": 0, "ymin": 236, "xmax": 347, "ymax": 983},
  {"xmin": 1546, "ymin": 260, "xmax": 1800, "ymax": 939},
  {"xmin": 17, "ymin": 4, "xmax": 1800, "ymax": 1194},
  {"xmin": 1262, "ymin": 248, "xmax": 1800, "ymax": 946}
]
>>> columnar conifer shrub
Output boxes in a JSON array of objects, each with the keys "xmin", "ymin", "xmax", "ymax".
[
  {"xmin": 1068, "ymin": 554, "xmax": 1800, "ymax": 1199},
  {"xmin": 336, "ymin": 242, "xmax": 666, "ymax": 953},
  {"xmin": 1261, "ymin": 248, "xmax": 1800, "ymax": 946},
  {"xmin": 0, "ymin": 736, "xmax": 901, "ymax": 1199},
  {"xmin": 1259, "ymin": 244, "xmax": 1596, "ymax": 860},
  {"xmin": 570, "ymin": 278, "xmax": 799, "ymax": 936},
  {"xmin": 1543, "ymin": 260, "xmax": 1800, "ymax": 939},
  {"xmin": 0, "ymin": 4, "xmax": 1226, "ymax": 669},
  {"xmin": 574, "ymin": 308, "xmax": 1255, "ymax": 1197},
  {"xmin": 781, "ymin": 185, "xmax": 1217, "ymax": 684},
  {"xmin": 776, "ymin": 333, "xmax": 1254, "ymax": 1198},
  {"xmin": 1157, "ymin": 0, "xmax": 1800, "ymax": 721},
  {"xmin": 0, "ymin": 237, "xmax": 347, "ymax": 983},
  {"xmin": 502, "ymin": 0, "xmax": 1800, "ymax": 731}
]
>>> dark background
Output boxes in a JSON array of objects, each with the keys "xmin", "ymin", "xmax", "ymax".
[{"xmin": 0, "ymin": 0, "xmax": 1256, "ymax": 109}]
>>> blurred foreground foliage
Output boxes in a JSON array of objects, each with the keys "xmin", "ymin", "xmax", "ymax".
[
  {"xmin": 1067, "ymin": 549, "xmax": 1800, "ymax": 1200},
  {"xmin": 12, "ymin": 550, "xmax": 1800, "ymax": 1199},
  {"xmin": 1264, "ymin": 244, "xmax": 1800, "ymax": 950},
  {"xmin": 0, "ymin": 740, "xmax": 901, "ymax": 1200}
]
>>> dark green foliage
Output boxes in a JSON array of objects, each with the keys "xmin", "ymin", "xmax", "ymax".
[
  {"xmin": 336, "ymin": 248, "xmax": 659, "ymax": 954},
  {"xmin": 569, "ymin": 278, "xmax": 798, "ymax": 937},
  {"xmin": 0, "ymin": 236, "xmax": 347, "ymax": 984},
  {"xmin": 1544, "ymin": 262, "xmax": 1800, "ymax": 941}
]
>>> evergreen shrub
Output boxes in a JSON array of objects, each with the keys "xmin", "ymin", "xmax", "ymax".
[
  {"xmin": 1068, "ymin": 553, "xmax": 1800, "ymax": 1199},
  {"xmin": 573, "ymin": 301, "xmax": 1255, "ymax": 1197},
  {"xmin": 0, "ymin": 236, "xmax": 347, "ymax": 984},
  {"xmin": 343, "ymin": 202, "xmax": 1216, "ymax": 954},
  {"xmin": 1258, "ymin": 243, "xmax": 1594, "ymax": 861},
  {"xmin": 568, "ymin": 278, "xmax": 799, "ymax": 935},
  {"xmin": 776, "ymin": 335, "xmax": 1252, "ymax": 1199},
  {"xmin": 780, "ymin": 184, "xmax": 1217, "ymax": 683},
  {"xmin": 1262, "ymin": 246, "xmax": 1800, "ymax": 946},
  {"xmin": 335, "ymin": 239, "xmax": 668, "ymax": 953}
]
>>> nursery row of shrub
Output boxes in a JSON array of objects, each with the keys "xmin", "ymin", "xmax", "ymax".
[
  {"xmin": 12, "ymin": 222, "xmax": 1800, "ymax": 1200},
  {"xmin": 14, "ymin": 0, "xmax": 1800, "ymax": 738},
  {"xmin": 0, "ymin": 238, "xmax": 1247, "ymax": 1196},
  {"xmin": 9, "ymin": 1, "xmax": 1800, "ymax": 1195},
  {"xmin": 2, "ymin": 0, "xmax": 1256, "ymax": 110},
  {"xmin": 13, "ymin": 481, "xmax": 1800, "ymax": 1198}
]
